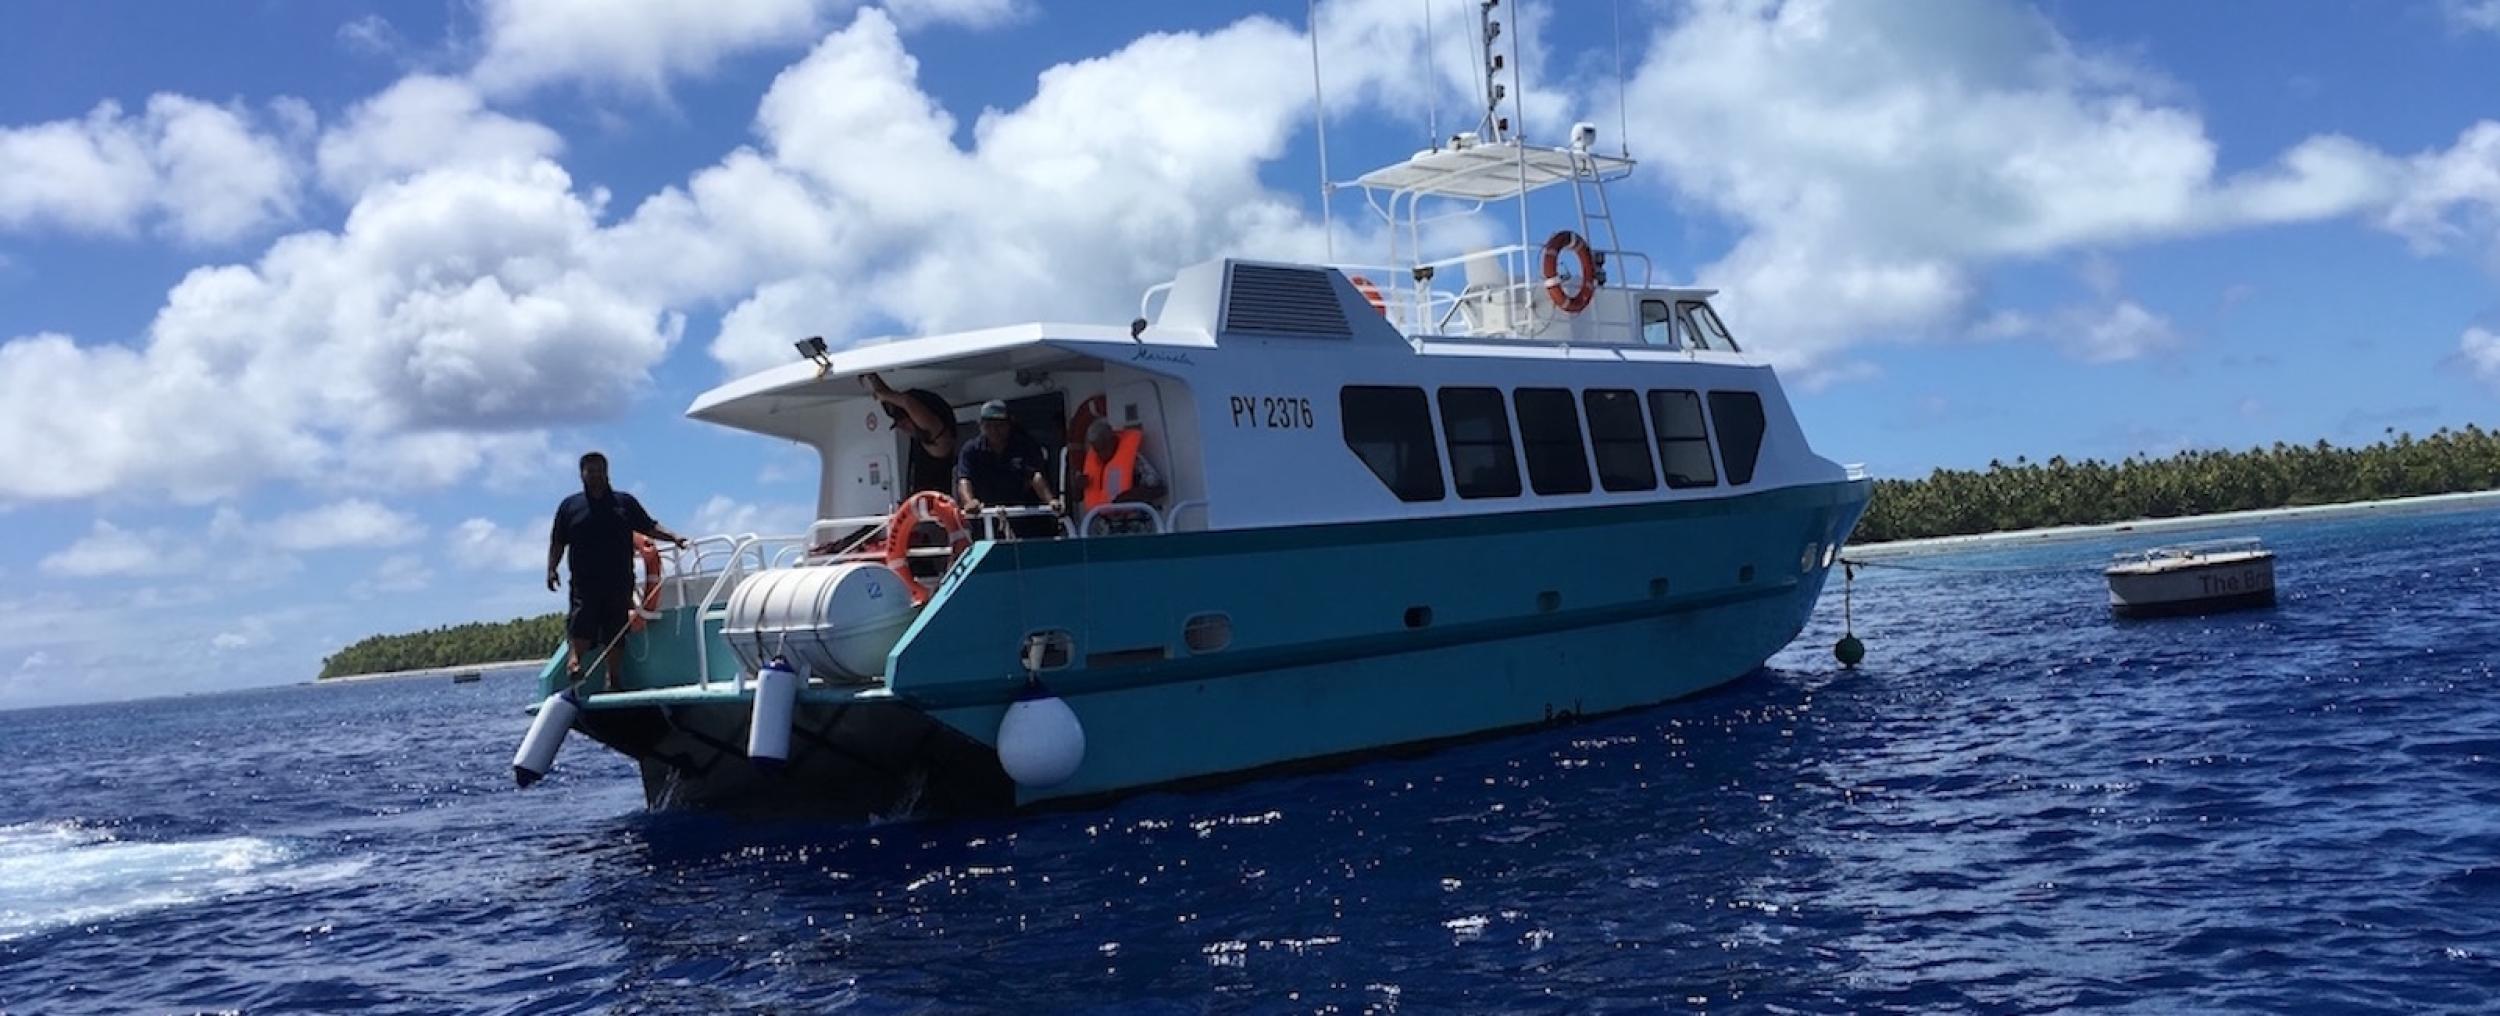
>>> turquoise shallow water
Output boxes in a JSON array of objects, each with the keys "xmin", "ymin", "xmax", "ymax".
[{"xmin": 2, "ymin": 506, "xmax": 2497, "ymax": 1013}]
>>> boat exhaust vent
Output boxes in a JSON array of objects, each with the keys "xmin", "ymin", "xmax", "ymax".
[{"xmin": 1222, "ymin": 264, "xmax": 1352, "ymax": 338}]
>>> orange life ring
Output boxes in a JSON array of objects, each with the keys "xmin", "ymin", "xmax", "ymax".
[
  {"xmin": 882, "ymin": 490, "xmax": 972, "ymax": 605},
  {"xmin": 1349, "ymin": 274, "xmax": 1389, "ymax": 316},
  {"xmin": 1067, "ymin": 393, "xmax": 1107, "ymax": 452},
  {"xmin": 625, "ymin": 534, "xmax": 664, "ymax": 633},
  {"xmin": 1540, "ymin": 230, "xmax": 1598, "ymax": 314}
]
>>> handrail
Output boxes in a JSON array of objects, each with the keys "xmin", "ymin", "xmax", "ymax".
[
  {"xmin": 1137, "ymin": 282, "xmax": 1174, "ymax": 324},
  {"xmin": 1077, "ymin": 501, "xmax": 1166, "ymax": 536},
  {"xmin": 971, "ymin": 505, "xmax": 1072, "ymax": 542},
  {"xmin": 1166, "ymin": 499, "xmax": 1209, "ymax": 532}
]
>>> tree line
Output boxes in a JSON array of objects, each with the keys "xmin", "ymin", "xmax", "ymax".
[
  {"xmin": 1855, "ymin": 425, "xmax": 2500, "ymax": 543},
  {"xmin": 318, "ymin": 613, "xmax": 564, "ymax": 679}
]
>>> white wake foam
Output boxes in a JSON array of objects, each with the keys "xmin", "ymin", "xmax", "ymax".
[{"xmin": 0, "ymin": 822, "xmax": 357, "ymax": 941}]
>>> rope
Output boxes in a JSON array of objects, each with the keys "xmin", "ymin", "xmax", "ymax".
[
  {"xmin": 564, "ymin": 622, "xmax": 636, "ymax": 698},
  {"xmin": 1840, "ymin": 556, "xmax": 2097, "ymax": 576},
  {"xmin": 1841, "ymin": 560, "xmax": 1854, "ymax": 637}
]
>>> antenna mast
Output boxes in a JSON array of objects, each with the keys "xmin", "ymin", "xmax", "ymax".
[{"xmin": 1308, "ymin": 0, "xmax": 1334, "ymax": 261}]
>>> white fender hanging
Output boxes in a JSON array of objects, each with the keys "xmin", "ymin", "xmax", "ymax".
[
  {"xmin": 997, "ymin": 684, "xmax": 1085, "ymax": 788},
  {"xmin": 512, "ymin": 689, "xmax": 580, "ymax": 788},
  {"xmin": 746, "ymin": 655, "xmax": 800, "ymax": 770}
]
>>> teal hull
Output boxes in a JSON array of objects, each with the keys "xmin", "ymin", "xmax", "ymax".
[{"xmin": 542, "ymin": 479, "xmax": 1869, "ymax": 815}]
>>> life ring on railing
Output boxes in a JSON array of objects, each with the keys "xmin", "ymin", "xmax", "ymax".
[
  {"xmin": 1064, "ymin": 393, "xmax": 1108, "ymax": 488},
  {"xmin": 1349, "ymin": 275, "xmax": 1389, "ymax": 316},
  {"xmin": 1540, "ymin": 230, "xmax": 1598, "ymax": 314},
  {"xmin": 1067, "ymin": 394, "xmax": 1107, "ymax": 450},
  {"xmin": 882, "ymin": 490, "xmax": 972, "ymax": 605},
  {"xmin": 626, "ymin": 534, "xmax": 664, "ymax": 633}
]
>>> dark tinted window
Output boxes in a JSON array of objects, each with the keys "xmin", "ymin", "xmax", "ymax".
[
  {"xmin": 1583, "ymin": 389, "xmax": 1657, "ymax": 492},
  {"xmin": 1707, "ymin": 390, "xmax": 1767, "ymax": 485},
  {"xmin": 1340, "ymin": 386, "xmax": 1445, "ymax": 501},
  {"xmin": 1437, "ymin": 387, "xmax": 1521, "ymax": 499},
  {"xmin": 1513, "ymin": 388, "xmax": 1592, "ymax": 495},
  {"xmin": 1648, "ymin": 390, "xmax": 1717, "ymax": 488}
]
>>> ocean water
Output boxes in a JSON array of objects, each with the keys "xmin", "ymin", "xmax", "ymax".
[{"xmin": 4, "ymin": 508, "xmax": 2497, "ymax": 1014}]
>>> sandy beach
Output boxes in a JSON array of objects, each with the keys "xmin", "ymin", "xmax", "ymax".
[
  {"xmin": 1847, "ymin": 487, "xmax": 2500, "ymax": 560},
  {"xmin": 311, "ymin": 658, "xmax": 544, "ymax": 685}
]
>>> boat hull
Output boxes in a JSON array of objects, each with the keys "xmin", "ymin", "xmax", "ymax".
[
  {"xmin": 548, "ymin": 479, "xmax": 1870, "ymax": 815},
  {"xmin": 2106, "ymin": 553, "xmax": 2277, "ymax": 619}
]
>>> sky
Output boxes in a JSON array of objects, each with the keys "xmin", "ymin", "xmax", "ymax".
[{"xmin": 2, "ymin": 0, "xmax": 2497, "ymax": 710}]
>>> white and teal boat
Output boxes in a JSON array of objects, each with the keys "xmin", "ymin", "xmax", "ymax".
[{"xmin": 512, "ymin": 66, "xmax": 1871, "ymax": 815}]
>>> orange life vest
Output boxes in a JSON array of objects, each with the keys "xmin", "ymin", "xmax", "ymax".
[{"xmin": 1081, "ymin": 428, "xmax": 1146, "ymax": 511}]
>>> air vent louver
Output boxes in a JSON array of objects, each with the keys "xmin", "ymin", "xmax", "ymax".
[{"xmin": 1222, "ymin": 264, "xmax": 1352, "ymax": 338}]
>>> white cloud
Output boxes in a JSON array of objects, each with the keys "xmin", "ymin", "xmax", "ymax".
[
  {"xmin": 2462, "ymin": 326, "xmax": 2500, "ymax": 391},
  {"xmin": 2068, "ymin": 300, "xmax": 2178, "ymax": 363},
  {"xmin": 2382, "ymin": 122, "xmax": 2500, "ymax": 261},
  {"xmin": 0, "ymin": 95, "xmax": 299, "ymax": 245},
  {"xmin": 267, "ymin": 498, "xmax": 426, "ymax": 551},
  {"xmin": 687, "ymin": 7, "xmax": 1437, "ymax": 374},
  {"xmin": 38, "ymin": 521, "xmax": 203, "ymax": 578},
  {"xmin": 352, "ymin": 553, "xmax": 435, "ymax": 597},
  {"xmin": 2447, "ymin": 0, "xmax": 2500, "ymax": 34},
  {"xmin": 470, "ymin": 0, "xmax": 837, "ymax": 97},
  {"xmin": 315, "ymin": 75, "xmax": 564, "ymax": 198},
  {"xmin": 17, "ymin": 650, "xmax": 48, "ymax": 672},
  {"xmin": 449, "ymin": 517, "xmax": 546, "ymax": 572},
  {"xmin": 1617, "ymin": 0, "xmax": 2496, "ymax": 370},
  {"xmin": 338, "ymin": 14, "xmax": 403, "ymax": 57},
  {"xmin": 689, "ymin": 494, "xmax": 812, "ymax": 537},
  {"xmin": 882, "ymin": 0, "xmax": 1027, "ymax": 30},
  {"xmin": 0, "ymin": 160, "xmax": 681, "ymax": 504}
]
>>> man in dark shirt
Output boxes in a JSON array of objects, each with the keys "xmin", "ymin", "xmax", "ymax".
[
  {"xmin": 548, "ymin": 451, "xmax": 688, "ymax": 691},
  {"xmin": 864, "ymin": 372, "xmax": 957, "ymax": 496},
  {"xmin": 954, "ymin": 400, "xmax": 1062, "ymax": 539}
]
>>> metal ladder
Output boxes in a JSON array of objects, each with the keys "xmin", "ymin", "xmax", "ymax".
[{"xmin": 1563, "ymin": 150, "xmax": 1624, "ymax": 283}]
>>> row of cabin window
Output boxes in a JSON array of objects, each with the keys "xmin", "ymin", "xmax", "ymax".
[{"xmin": 1341, "ymin": 385, "xmax": 1768, "ymax": 503}]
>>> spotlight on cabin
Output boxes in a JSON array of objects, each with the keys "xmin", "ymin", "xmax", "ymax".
[{"xmin": 794, "ymin": 335, "xmax": 831, "ymax": 372}]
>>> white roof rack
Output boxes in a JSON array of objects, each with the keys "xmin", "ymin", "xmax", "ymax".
[{"xmin": 1351, "ymin": 141, "xmax": 1634, "ymax": 202}]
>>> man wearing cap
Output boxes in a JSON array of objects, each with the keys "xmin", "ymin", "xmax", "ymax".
[{"xmin": 954, "ymin": 400, "xmax": 1063, "ymax": 539}]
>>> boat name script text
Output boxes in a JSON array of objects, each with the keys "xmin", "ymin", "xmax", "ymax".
[{"xmin": 1231, "ymin": 396, "xmax": 1315, "ymax": 430}]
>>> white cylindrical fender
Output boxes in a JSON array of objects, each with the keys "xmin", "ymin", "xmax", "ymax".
[
  {"xmin": 512, "ymin": 689, "xmax": 580, "ymax": 788},
  {"xmin": 746, "ymin": 656, "xmax": 800, "ymax": 770},
  {"xmin": 997, "ymin": 691, "xmax": 1085, "ymax": 787}
]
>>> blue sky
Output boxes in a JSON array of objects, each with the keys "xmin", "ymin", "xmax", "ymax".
[{"xmin": 2, "ymin": 0, "xmax": 2497, "ymax": 709}]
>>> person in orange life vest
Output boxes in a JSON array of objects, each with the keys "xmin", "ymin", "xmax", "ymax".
[{"xmin": 1076, "ymin": 418, "xmax": 1166, "ymax": 534}]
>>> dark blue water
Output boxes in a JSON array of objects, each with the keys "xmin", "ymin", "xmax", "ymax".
[{"xmin": 5, "ymin": 508, "xmax": 2498, "ymax": 1014}]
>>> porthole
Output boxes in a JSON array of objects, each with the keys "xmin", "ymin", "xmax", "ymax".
[
  {"xmin": 1020, "ymin": 630, "xmax": 1074, "ymax": 671},
  {"xmin": 1183, "ymin": 613, "xmax": 1233, "ymax": 654}
]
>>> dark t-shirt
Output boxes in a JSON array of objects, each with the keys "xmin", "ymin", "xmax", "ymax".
[
  {"xmin": 954, "ymin": 429, "xmax": 1049, "ymax": 505},
  {"xmin": 552, "ymin": 490, "xmax": 656, "ymax": 590},
  {"xmin": 893, "ymin": 388, "xmax": 957, "ymax": 494}
]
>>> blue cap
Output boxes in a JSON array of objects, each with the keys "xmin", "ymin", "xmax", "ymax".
[{"xmin": 978, "ymin": 400, "xmax": 1010, "ymax": 421}]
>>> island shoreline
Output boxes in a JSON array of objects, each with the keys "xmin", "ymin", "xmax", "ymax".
[{"xmin": 1846, "ymin": 488, "xmax": 2500, "ymax": 560}]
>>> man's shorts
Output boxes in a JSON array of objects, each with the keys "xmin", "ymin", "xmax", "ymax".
[{"xmin": 568, "ymin": 583, "xmax": 634, "ymax": 648}]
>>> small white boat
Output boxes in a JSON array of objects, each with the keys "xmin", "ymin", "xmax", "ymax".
[{"xmin": 2104, "ymin": 538, "xmax": 2276, "ymax": 618}]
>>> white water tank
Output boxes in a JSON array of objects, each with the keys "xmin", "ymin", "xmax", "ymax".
[{"xmin": 721, "ymin": 563, "xmax": 918, "ymax": 682}]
